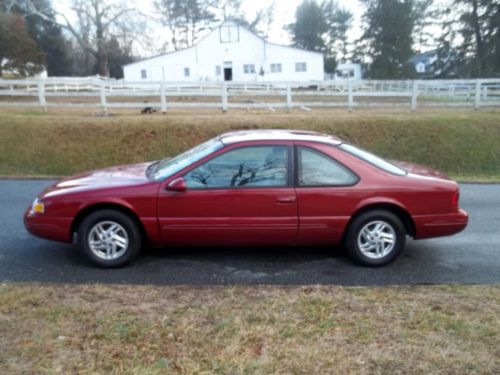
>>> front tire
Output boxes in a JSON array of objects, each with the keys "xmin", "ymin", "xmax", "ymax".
[
  {"xmin": 345, "ymin": 210, "xmax": 406, "ymax": 267},
  {"xmin": 77, "ymin": 209, "xmax": 142, "ymax": 268}
]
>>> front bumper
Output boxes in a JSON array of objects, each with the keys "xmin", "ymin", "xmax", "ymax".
[
  {"xmin": 413, "ymin": 209, "xmax": 468, "ymax": 239},
  {"xmin": 24, "ymin": 208, "xmax": 73, "ymax": 243}
]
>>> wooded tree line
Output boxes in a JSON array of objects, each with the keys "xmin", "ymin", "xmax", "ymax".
[
  {"xmin": 290, "ymin": 0, "xmax": 500, "ymax": 78},
  {"xmin": 0, "ymin": 0, "xmax": 499, "ymax": 79}
]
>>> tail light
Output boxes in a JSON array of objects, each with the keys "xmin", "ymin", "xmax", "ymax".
[{"xmin": 451, "ymin": 190, "xmax": 460, "ymax": 208}]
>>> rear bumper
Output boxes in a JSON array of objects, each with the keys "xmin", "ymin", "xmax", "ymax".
[
  {"xmin": 24, "ymin": 208, "xmax": 72, "ymax": 243},
  {"xmin": 414, "ymin": 209, "xmax": 468, "ymax": 239}
]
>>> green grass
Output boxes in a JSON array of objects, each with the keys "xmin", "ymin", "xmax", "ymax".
[
  {"xmin": 0, "ymin": 283, "xmax": 499, "ymax": 374},
  {"xmin": 0, "ymin": 108, "xmax": 499, "ymax": 179}
]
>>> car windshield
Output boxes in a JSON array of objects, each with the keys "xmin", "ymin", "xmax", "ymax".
[
  {"xmin": 150, "ymin": 138, "xmax": 224, "ymax": 180},
  {"xmin": 339, "ymin": 143, "xmax": 406, "ymax": 176}
]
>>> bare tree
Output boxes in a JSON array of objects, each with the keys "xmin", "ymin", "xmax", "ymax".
[
  {"xmin": 155, "ymin": 0, "xmax": 183, "ymax": 50},
  {"xmin": 258, "ymin": 1, "xmax": 275, "ymax": 39},
  {"xmin": 156, "ymin": 0, "xmax": 215, "ymax": 50},
  {"xmin": 21, "ymin": 0, "xmax": 137, "ymax": 76}
]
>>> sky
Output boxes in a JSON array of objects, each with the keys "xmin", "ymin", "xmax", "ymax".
[
  {"xmin": 53, "ymin": 0, "xmax": 365, "ymax": 57},
  {"xmin": 240, "ymin": 0, "xmax": 364, "ymax": 44}
]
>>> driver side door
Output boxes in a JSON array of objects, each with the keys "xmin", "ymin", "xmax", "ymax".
[{"xmin": 156, "ymin": 142, "xmax": 298, "ymax": 246}]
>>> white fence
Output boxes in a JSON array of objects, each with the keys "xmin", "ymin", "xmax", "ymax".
[{"xmin": 0, "ymin": 77, "xmax": 499, "ymax": 112}]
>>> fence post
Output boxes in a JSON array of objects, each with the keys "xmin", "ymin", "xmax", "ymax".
[
  {"xmin": 221, "ymin": 82, "xmax": 228, "ymax": 112},
  {"xmin": 286, "ymin": 82, "xmax": 292, "ymax": 110},
  {"xmin": 474, "ymin": 79, "xmax": 481, "ymax": 110},
  {"xmin": 347, "ymin": 80, "xmax": 353, "ymax": 111},
  {"xmin": 411, "ymin": 80, "xmax": 418, "ymax": 111},
  {"xmin": 160, "ymin": 82, "xmax": 167, "ymax": 114},
  {"xmin": 37, "ymin": 81, "xmax": 47, "ymax": 112},
  {"xmin": 100, "ymin": 82, "xmax": 107, "ymax": 114}
]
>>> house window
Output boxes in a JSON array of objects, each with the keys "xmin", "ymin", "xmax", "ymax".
[
  {"xmin": 141, "ymin": 69, "xmax": 147, "ymax": 79},
  {"xmin": 184, "ymin": 67, "xmax": 190, "ymax": 77},
  {"xmin": 295, "ymin": 62, "xmax": 307, "ymax": 72},
  {"xmin": 243, "ymin": 64, "xmax": 255, "ymax": 74},
  {"xmin": 270, "ymin": 63, "xmax": 282, "ymax": 73},
  {"xmin": 219, "ymin": 24, "xmax": 240, "ymax": 43},
  {"xmin": 215, "ymin": 65, "xmax": 221, "ymax": 75}
]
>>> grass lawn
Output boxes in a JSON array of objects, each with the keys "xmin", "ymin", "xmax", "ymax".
[
  {"xmin": 0, "ymin": 283, "xmax": 499, "ymax": 374},
  {"xmin": 0, "ymin": 107, "xmax": 499, "ymax": 180}
]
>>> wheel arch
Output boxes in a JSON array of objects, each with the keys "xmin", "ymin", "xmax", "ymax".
[
  {"xmin": 345, "ymin": 202, "xmax": 416, "ymax": 239},
  {"xmin": 70, "ymin": 202, "xmax": 149, "ymax": 244}
]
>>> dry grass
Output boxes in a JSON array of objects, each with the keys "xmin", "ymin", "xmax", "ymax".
[
  {"xmin": 0, "ymin": 283, "xmax": 499, "ymax": 374},
  {"xmin": 0, "ymin": 107, "xmax": 499, "ymax": 179}
]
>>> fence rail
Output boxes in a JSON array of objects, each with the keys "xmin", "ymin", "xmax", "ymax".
[{"xmin": 0, "ymin": 77, "xmax": 499, "ymax": 112}]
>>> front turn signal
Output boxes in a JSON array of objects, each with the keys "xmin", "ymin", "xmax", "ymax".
[{"xmin": 32, "ymin": 199, "xmax": 45, "ymax": 214}]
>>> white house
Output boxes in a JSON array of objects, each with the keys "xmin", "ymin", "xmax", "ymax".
[
  {"xmin": 123, "ymin": 21, "xmax": 324, "ymax": 82},
  {"xmin": 333, "ymin": 62, "xmax": 362, "ymax": 80},
  {"xmin": 410, "ymin": 50, "xmax": 438, "ymax": 75}
]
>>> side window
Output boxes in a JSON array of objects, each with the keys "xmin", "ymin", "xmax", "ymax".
[
  {"xmin": 298, "ymin": 147, "xmax": 357, "ymax": 186},
  {"xmin": 295, "ymin": 62, "xmax": 307, "ymax": 72},
  {"xmin": 270, "ymin": 63, "xmax": 282, "ymax": 73},
  {"xmin": 185, "ymin": 146, "xmax": 289, "ymax": 188},
  {"xmin": 243, "ymin": 64, "xmax": 256, "ymax": 74}
]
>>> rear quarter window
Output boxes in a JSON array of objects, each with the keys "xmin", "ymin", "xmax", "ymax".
[
  {"xmin": 339, "ymin": 144, "xmax": 406, "ymax": 176},
  {"xmin": 298, "ymin": 147, "xmax": 358, "ymax": 186}
]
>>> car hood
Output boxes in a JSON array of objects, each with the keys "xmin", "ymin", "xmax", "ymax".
[
  {"xmin": 391, "ymin": 160, "xmax": 451, "ymax": 180},
  {"xmin": 41, "ymin": 162, "xmax": 153, "ymax": 198}
]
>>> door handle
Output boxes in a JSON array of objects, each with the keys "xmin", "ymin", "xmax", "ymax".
[{"xmin": 276, "ymin": 196, "xmax": 296, "ymax": 204}]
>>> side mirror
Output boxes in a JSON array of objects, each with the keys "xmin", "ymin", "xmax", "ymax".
[{"xmin": 166, "ymin": 177, "xmax": 187, "ymax": 192}]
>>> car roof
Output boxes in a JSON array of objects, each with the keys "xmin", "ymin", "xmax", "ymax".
[{"xmin": 219, "ymin": 129, "xmax": 343, "ymax": 146}]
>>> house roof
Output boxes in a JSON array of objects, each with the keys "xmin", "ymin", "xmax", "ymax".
[
  {"xmin": 123, "ymin": 20, "xmax": 322, "ymax": 68},
  {"xmin": 410, "ymin": 50, "xmax": 437, "ymax": 65}
]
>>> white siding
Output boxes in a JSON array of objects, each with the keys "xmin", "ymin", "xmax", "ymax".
[{"xmin": 123, "ymin": 21, "xmax": 324, "ymax": 82}]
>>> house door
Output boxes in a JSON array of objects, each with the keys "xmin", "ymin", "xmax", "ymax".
[{"xmin": 224, "ymin": 68, "xmax": 232, "ymax": 81}]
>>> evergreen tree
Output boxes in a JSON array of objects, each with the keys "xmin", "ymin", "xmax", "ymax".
[
  {"xmin": 453, "ymin": 0, "xmax": 500, "ymax": 77},
  {"xmin": 323, "ymin": 1, "xmax": 353, "ymax": 62},
  {"xmin": 322, "ymin": 0, "xmax": 353, "ymax": 73},
  {"xmin": 23, "ymin": 0, "xmax": 72, "ymax": 76},
  {"xmin": 1, "ymin": 0, "xmax": 71, "ymax": 76},
  {"xmin": 359, "ymin": 0, "xmax": 416, "ymax": 79},
  {"xmin": 288, "ymin": 0, "xmax": 327, "ymax": 52},
  {"xmin": 0, "ymin": 11, "xmax": 45, "ymax": 77},
  {"xmin": 107, "ymin": 37, "xmax": 134, "ymax": 79}
]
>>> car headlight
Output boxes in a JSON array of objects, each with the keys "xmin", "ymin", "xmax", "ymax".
[{"xmin": 31, "ymin": 198, "xmax": 45, "ymax": 214}]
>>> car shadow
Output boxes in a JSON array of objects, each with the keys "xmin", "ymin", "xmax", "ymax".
[
  {"xmin": 59, "ymin": 243, "xmax": 347, "ymax": 267},
  {"xmin": 142, "ymin": 244, "xmax": 345, "ymax": 263}
]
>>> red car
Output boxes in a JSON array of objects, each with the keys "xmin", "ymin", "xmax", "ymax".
[{"xmin": 24, "ymin": 130, "xmax": 468, "ymax": 268}]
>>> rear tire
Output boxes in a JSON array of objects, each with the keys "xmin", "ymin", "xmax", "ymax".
[
  {"xmin": 345, "ymin": 210, "xmax": 406, "ymax": 267},
  {"xmin": 77, "ymin": 209, "xmax": 142, "ymax": 268}
]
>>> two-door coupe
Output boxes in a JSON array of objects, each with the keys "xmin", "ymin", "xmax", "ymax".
[{"xmin": 24, "ymin": 130, "xmax": 468, "ymax": 267}]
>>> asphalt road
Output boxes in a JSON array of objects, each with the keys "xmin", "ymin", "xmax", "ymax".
[{"xmin": 0, "ymin": 180, "xmax": 499, "ymax": 285}]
